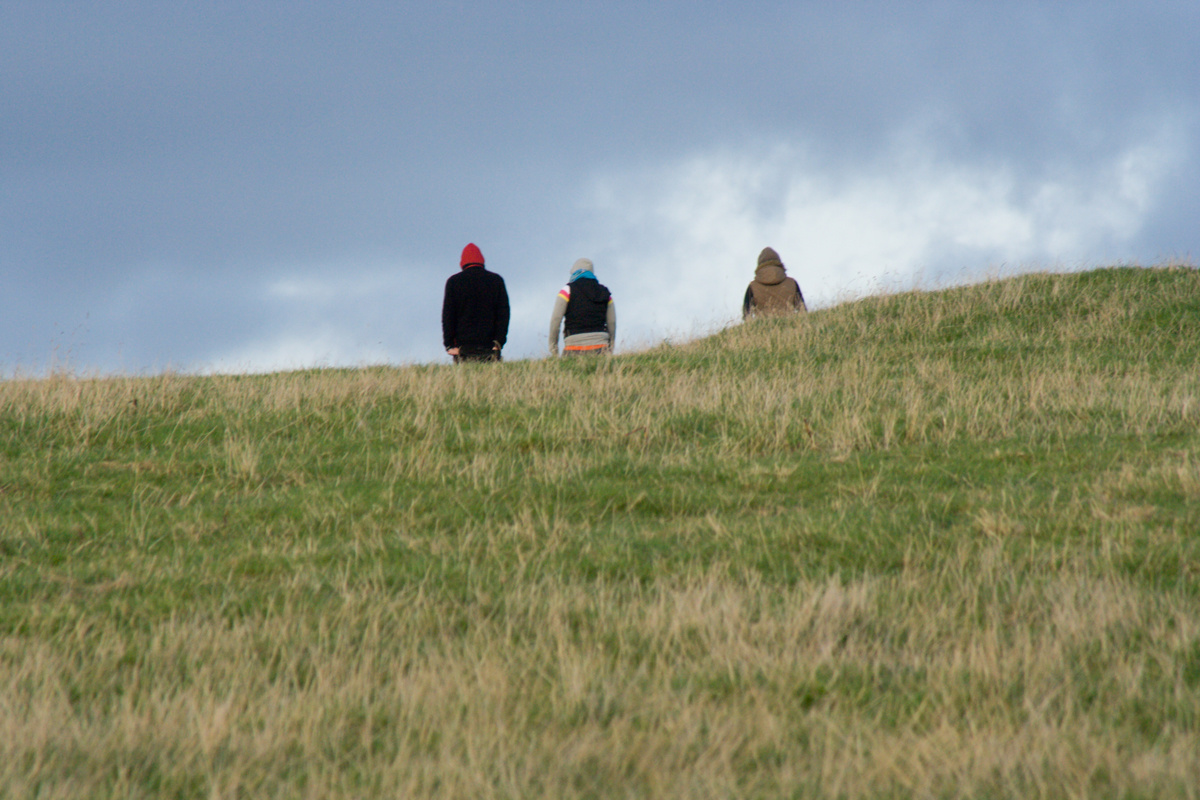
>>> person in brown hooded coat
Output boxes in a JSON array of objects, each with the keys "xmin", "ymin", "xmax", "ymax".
[{"xmin": 742, "ymin": 247, "xmax": 806, "ymax": 319}]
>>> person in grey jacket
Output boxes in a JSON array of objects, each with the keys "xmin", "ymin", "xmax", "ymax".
[{"xmin": 549, "ymin": 259, "xmax": 617, "ymax": 356}]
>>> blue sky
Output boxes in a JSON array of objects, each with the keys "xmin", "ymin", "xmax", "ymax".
[{"xmin": 3, "ymin": 1, "xmax": 1197, "ymax": 373}]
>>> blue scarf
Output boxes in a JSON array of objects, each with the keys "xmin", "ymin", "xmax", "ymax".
[{"xmin": 570, "ymin": 269, "xmax": 596, "ymax": 283}]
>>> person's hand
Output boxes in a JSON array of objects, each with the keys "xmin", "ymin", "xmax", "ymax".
[{"xmin": 447, "ymin": 347, "xmax": 460, "ymax": 356}]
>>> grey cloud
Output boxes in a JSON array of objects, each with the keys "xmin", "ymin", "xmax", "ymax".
[{"xmin": 3, "ymin": 2, "xmax": 1198, "ymax": 373}]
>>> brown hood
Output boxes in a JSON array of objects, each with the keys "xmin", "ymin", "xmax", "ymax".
[
  {"xmin": 754, "ymin": 247, "xmax": 787, "ymax": 285},
  {"xmin": 754, "ymin": 265, "xmax": 787, "ymax": 285}
]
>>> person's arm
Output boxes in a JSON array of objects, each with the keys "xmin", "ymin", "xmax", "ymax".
[
  {"xmin": 442, "ymin": 279, "xmax": 456, "ymax": 350},
  {"xmin": 742, "ymin": 286, "xmax": 754, "ymax": 319},
  {"xmin": 606, "ymin": 299, "xmax": 617, "ymax": 351},
  {"xmin": 548, "ymin": 291, "xmax": 568, "ymax": 356},
  {"xmin": 494, "ymin": 278, "xmax": 511, "ymax": 349}
]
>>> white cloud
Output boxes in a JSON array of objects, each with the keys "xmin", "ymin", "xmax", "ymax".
[
  {"xmin": 178, "ymin": 120, "xmax": 1192, "ymax": 371},
  {"xmin": 198, "ymin": 328, "xmax": 393, "ymax": 375},
  {"xmin": 193, "ymin": 261, "xmax": 440, "ymax": 373},
  {"xmin": 580, "ymin": 120, "xmax": 1188, "ymax": 351}
]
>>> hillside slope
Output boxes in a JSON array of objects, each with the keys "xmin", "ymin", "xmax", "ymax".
[{"xmin": 2, "ymin": 265, "xmax": 1199, "ymax": 798}]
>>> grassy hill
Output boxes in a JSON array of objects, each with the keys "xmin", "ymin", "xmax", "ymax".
[{"xmin": 2, "ymin": 265, "xmax": 1199, "ymax": 798}]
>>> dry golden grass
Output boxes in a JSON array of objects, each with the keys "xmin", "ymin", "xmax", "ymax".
[
  {"xmin": 1, "ymin": 265, "xmax": 1199, "ymax": 797},
  {"xmin": 2, "ymin": 563, "xmax": 1196, "ymax": 798}
]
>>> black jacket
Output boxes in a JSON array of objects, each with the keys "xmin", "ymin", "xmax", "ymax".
[{"xmin": 442, "ymin": 266, "xmax": 510, "ymax": 350}]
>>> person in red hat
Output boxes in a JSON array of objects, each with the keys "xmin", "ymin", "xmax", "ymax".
[{"xmin": 441, "ymin": 243, "xmax": 510, "ymax": 363}]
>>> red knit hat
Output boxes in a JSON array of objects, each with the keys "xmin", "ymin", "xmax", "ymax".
[{"xmin": 460, "ymin": 243, "xmax": 485, "ymax": 268}]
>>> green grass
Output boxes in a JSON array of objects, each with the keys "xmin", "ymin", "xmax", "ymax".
[{"xmin": 2, "ymin": 265, "xmax": 1199, "ymax": 798}]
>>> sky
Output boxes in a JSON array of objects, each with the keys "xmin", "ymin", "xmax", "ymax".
[{"xmin": 3, "ymin": 1, "xmax": 1198, "ymax": 374}]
